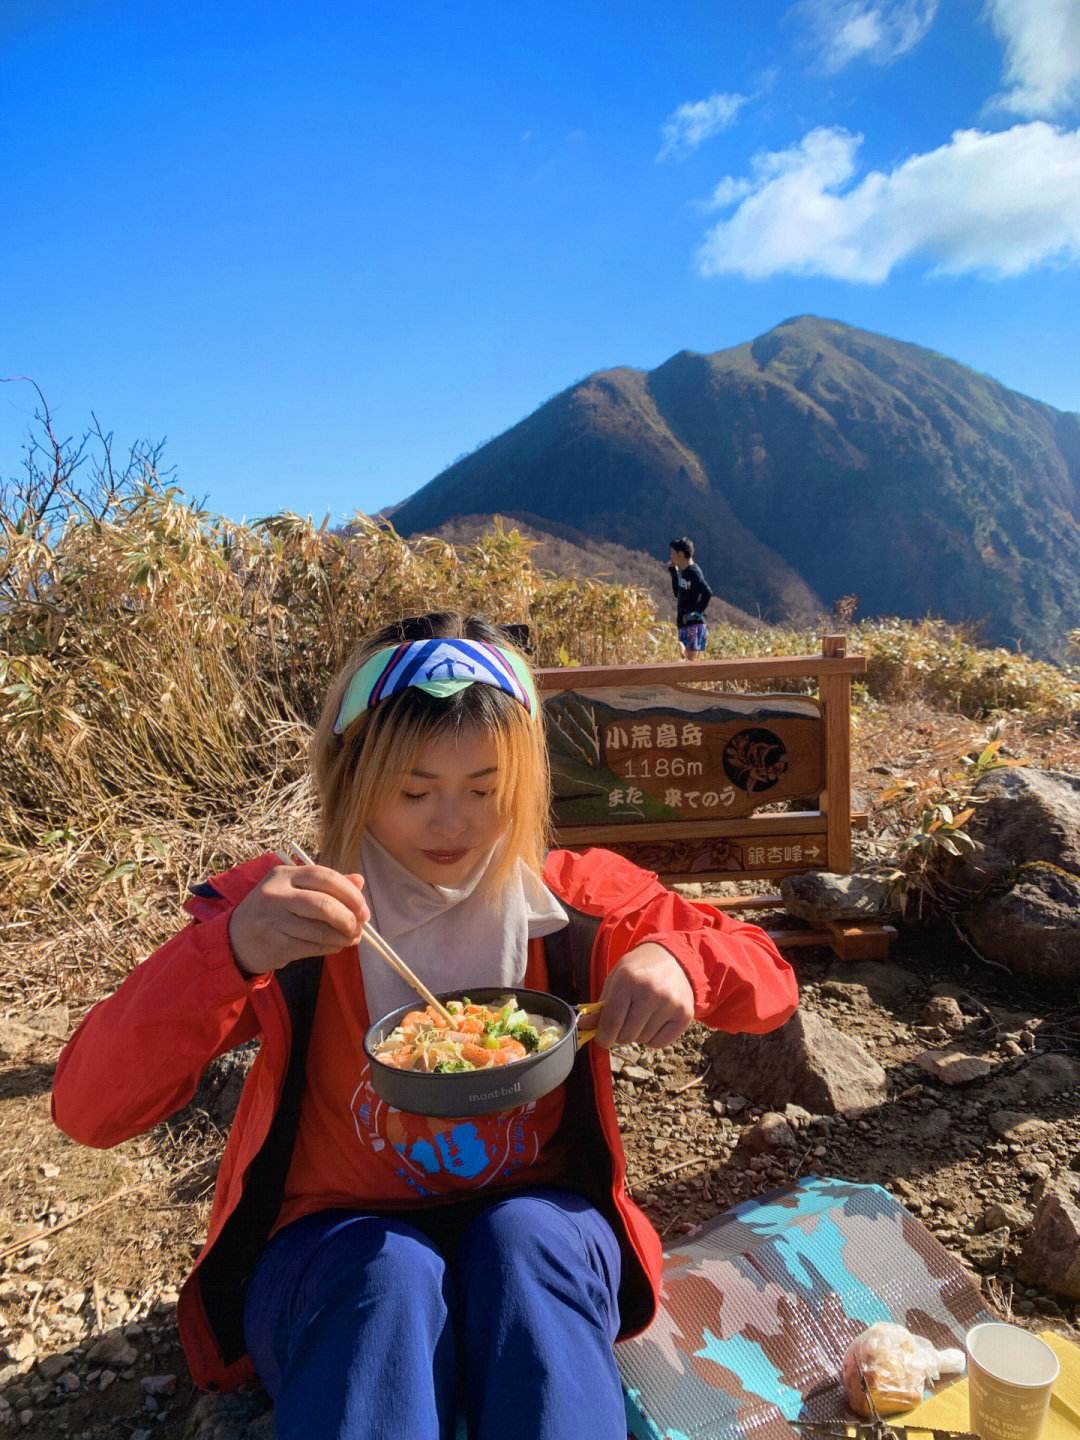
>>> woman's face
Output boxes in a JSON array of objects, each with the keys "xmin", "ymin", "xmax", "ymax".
[{"xmin": 368, "ymin": 724, "xmax": 508, "ymax": 887}]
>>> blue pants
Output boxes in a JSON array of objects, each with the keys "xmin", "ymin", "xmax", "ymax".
[{"xmin": 243, "ymin": 1187, "xmax": 626, "ymax": 1440}]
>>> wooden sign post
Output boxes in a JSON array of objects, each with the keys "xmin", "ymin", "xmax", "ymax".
[{"xmin": 538, "ymin": 634, "xmax": 893, "ymax": 960}]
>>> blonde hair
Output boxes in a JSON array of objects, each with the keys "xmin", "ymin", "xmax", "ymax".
[{"xmin": 311, "ymin": 612, "xmax": 550, "ymax": 888}]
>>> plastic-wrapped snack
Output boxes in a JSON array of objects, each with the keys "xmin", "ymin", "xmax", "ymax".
[{"xmin": 843, "ymin": 1322, "xmax": 966, "ymax": 1416}]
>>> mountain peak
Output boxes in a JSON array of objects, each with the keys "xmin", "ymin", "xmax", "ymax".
[{"xmin": 391, "ymin": 319, "xmax": 1080, "ymax": 658}]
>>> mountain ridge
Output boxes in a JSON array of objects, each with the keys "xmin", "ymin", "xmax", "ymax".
[{"xmin": 391, "ymin": 317, "xmax": 1080, "ymax": 656}]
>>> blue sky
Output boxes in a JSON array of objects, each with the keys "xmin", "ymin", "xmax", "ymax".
[{"xmin": 2, "ymin": 0, "xmax": 1079, "ymax": 523}]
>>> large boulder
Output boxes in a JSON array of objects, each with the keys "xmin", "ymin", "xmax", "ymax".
[
  {"xmin": 705, "ymin": 1009, "xmax": 887, "ymax": 1116},
  {"xmin": 962, "ymin": 871, "xmax": 1080, "ymax": 985},
  {"xmin": 779, "ymin": 871, "xmax": 897, "ymax": 924},
  {"xmin": 1017, "ymin": 1183, "xmax": 1080, "ymax": 1300},
  {"xmin": 943, "ymin": 768, "xmax": 1080, "ymax": 984}
]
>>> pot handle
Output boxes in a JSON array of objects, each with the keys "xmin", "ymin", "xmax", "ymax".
[{"xmin": 576, "ymin": 1001, "xmax": 603, "ymax": 1046}]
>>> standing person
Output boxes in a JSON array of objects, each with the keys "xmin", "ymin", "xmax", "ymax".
[
  {"xmin": 669, "ymin": 536, "xmax": 712, "ymax": 661},
  {"xmin": 52, "ymin": 611, "xmax": 797, "ymax": 1440}
]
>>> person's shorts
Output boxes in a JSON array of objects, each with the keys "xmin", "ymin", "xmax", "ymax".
[{"xmin": 678, "ymin": 620, "xmax": 708, "ymax": 653}]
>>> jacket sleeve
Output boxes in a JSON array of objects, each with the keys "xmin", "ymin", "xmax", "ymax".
[
  {"xmin": 601, "ymin": 883, "xmax": 797, "ymax": 1035},
  {"xmin": 669, "ymin": 565, "xmax": 679, "ymax": 603},
  {"xmin": 52, "ymin": 904, "xmax": 269, "ymax": 1149}
]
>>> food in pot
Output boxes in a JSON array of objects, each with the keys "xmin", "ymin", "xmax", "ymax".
[{"xmin": 373, "ymin": 997, "xmax": 566, "ymax": 1073}]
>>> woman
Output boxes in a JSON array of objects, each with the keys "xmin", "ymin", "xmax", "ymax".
[{"xmin": 53, "ymin": 611, "xmax": 797, "ymax": 1440}]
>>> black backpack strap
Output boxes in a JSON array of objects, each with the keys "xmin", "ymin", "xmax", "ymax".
[
  {"xmin": 543, "ymin": 905, "xmax": 654, "ymax": 1333},
  {"xmin": 195, "ymin": 953, "xmax": 324, "ymax": 1372},
  {"xmin": 542, "ymin": 902, "xmax": 599, "ymax": 1005}
]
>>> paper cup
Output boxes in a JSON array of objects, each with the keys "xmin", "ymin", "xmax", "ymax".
[{"xmin": 966, "ymin": 1324, "xmax": 1059, "ymax": 1440}]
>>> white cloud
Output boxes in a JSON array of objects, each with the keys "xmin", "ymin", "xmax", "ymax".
[
  {"xmin": 791, "ymin": 0, "xmax": 939, "ymax": 71},
  {"xmin": 696, "ymin": 122, "xmax": 1080, "ymax": 282},
  {"xmin": 704, "ymin": 175, "xmax": 755, "ymax": 209},
  {"xmin": 985, "ymin": 0, "xmax": 1080, "ymax": 117},
  {"xmin": 657, "ymin": 92, "xmax": 748, "ymax": 161}
]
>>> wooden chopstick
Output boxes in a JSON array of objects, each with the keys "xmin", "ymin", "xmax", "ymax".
[{"xmin": 278, "ymin": 842, "xmax": 456, "ymax": 1026}]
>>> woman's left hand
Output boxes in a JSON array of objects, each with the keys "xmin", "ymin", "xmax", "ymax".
[{"xmin": 593, "ymin": 943, "xmax": 695, "ymax": 1050}]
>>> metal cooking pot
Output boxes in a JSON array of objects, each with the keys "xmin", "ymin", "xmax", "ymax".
[{"xmin": 363, "ymin": 987, "xmax": 601, "ymax": 1118}]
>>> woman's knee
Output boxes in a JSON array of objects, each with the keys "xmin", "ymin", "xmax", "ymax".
[
  {"xmin": 457, "ymin": 1190, "xmax": 620, "ymax": 1316},
  {"xmin": 295, "ymin": 1214, "xmax": 447, "ymax": 1317}
]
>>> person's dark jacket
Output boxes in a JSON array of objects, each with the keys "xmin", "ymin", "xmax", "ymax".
[{"xmin": 670, "ymin": 561, "xmax": 712, "ymax": 625}]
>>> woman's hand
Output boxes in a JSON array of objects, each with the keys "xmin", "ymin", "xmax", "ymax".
[
  {"xmin": 228, "ymin": 863, "xmax": 371, "ymax": 977},
  {"xmin": 593, "ymin": 943, "xmax": 694, "ymax": 1050}
]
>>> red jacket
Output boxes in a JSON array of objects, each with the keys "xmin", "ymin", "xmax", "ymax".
[{"xmin": 52, "ymin": 847, "xmax": 797, "ymax": 1392}]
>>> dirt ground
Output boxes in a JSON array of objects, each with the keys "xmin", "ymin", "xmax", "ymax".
[{"xmin": 2, "ymin": 701, "xmax": 1077, "ymax": 1437}]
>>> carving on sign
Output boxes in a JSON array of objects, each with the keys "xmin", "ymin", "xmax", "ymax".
[
  {"xmin": 545, "ymin": 686, "xmax": 823, "ymax": 827},
  {"xmin": 595, "ymin": 835, "xmax": 826, "ymax": 878},
  {"xmin": 722, "ymin": 727, "xmax": 790, "ymax": 793}
]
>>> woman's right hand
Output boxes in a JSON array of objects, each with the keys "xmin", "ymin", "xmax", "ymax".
[{"xmin": 228, "ymin": 863, "xmax": 371, "ymax": 977}]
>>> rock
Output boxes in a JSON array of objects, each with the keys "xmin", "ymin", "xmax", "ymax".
[
  {"xmin": 85, "ymin": 1332, "xmax": 137, "ymax": 1368},
  {"xmin": 919, "ymin": 996, "xmax": 968, "ymax": 1033},
  {"xmin": 740, "ymin": 1112, "xmax": 798, "ymax": 1154},
  {"xmin": 141, "ymin": 1374, "xmax": 177, "ymax": 1397},
  {"xmin": 1020, "ymin": 1160, "xmax": 1052, "ymax": 1183},
  {"xmin": 822, "ymin": 960, "xmax": 920, "ymax": 1009},
  {"xmin": 915, "ymin": 1049, "xmax": 997, "ymax": 1086},
  {"xmin": 725, "ymin": 1094, "xmax": 748, "ymax": 1114},
  {"xmin": 988, "ymin": 1111, "xmax": 1052, "ymax": 1145},
  {"xmin": 36, "ymin": 1353, "xmax": 74, "ymax": 1380},
  {"xmin": 784, "ymin": 1103, "xmax": 814, "ymax": 1127},
  {"xmin": 964, "ymin": 768, "xmax": 1080, "ymax": 884},
  {"xmin": 780, "ymin": 871, "xmax": 896, "ymax": 923},
  {"xmin": 944, "ymin": 767, "xmax": 1080, "ymax": 983},
  {"xmin": 24, "ymin": 1004, "xmax": 69, "ymax": 1039},
  {"xmin": 6, "ymin": 1334, "xmax": 35, "ymax": 1364},
  {"xmin": 965, "ymin": 874, "xmax": 1080, "ymax": 986},
  {"xmin": 98, "ymin": 1367, "xmax": 117, "ymax": 1390},
  {"xmin": 672, "ymin": 882, "xmax": 704, "ymax": 899},
  {"xmin": 183, "ymin": 1388, "xmax": 271, "ymax": 1440},
  {"xmin": 1018, "ymin": 1186, "xmax": 1080, "ymax": 1299},
  {"xmin": 37, "ymin": 1163, "xmax": 60, "ymax": 1180},
  {"xmin": 978, "ymin": 1201, "xmax": 1032, "ymax": 1233},
  {"xmin": 0, "ymin": 1020, "xmax": 37, "ymax": 1062},
  {"xmin": 993, "ymin": 1053, "xmax": 1080, "ymax": 1106},
  {"xmin": 706, "ymin": 1010, "xmax": 887, "ymax": 1116},
  {"xmin": 621, "ymin": 1065, "xmax": 651, "ymax": 1084},
  {"xmin": 964, "ymin": 1226, "xmax": 1012, "ymax": 1272}
]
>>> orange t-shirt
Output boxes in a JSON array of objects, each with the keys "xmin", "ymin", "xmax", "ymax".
[{"xmin": 273, "ymin": 939, "xmax": 566, "ymax": 1233}]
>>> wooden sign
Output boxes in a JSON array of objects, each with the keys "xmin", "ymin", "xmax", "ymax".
[
  {"xmin": 537, "ymin": 639, "xmax": 894, "ymax": 958},
  {"xmin": 546, "ymin": 686, "xmax": 822, "ymax": 828},
  {"xmin": 538, "ymin": 638, "xmax": 867, "ymax": 883},
  {"xmin": 581, "ymin": 832, "xmax": 826, "ymax": 883}
]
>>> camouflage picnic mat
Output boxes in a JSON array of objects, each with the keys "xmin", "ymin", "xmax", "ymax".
[{"xmin": 618, "ymin": 1176, "xmax": 994, "ymax": 1440}]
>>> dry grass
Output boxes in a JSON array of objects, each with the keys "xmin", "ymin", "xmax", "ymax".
[{"xmin": 2, "ymin": 421, "xmax": 1077, "ymax": 1016}]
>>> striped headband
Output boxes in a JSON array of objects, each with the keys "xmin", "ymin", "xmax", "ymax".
[{"xmin": 333, "ymin": 638, "xmax": 539, "ymax": 735}]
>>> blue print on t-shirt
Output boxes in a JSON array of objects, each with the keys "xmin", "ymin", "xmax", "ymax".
[{"xmin": 397, "ymin": 1124, "xmax": 492, "ymax": 1179}]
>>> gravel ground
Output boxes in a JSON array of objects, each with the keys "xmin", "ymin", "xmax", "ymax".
[{"xmin": 4, "ymin": 922, "xmax": 1078, "ymax": 1438}]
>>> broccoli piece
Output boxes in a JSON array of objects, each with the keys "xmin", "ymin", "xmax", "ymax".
[
  {"xmin": 509, "ymin": 1024, "xmax": 540, "ymax": 1052},
  {"xmin": 433, "ymin": 1059, "xmax": 471, "ymax": 1074}
]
